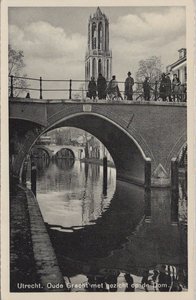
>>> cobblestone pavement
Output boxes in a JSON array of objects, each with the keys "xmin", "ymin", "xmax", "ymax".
[{"xmin": 10, "ymin": 186, "xmax": 39, "ymax": 292}]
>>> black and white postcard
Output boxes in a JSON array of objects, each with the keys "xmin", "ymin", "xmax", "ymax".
[{"xmin": 1, "ymin": 0, "xmax": 195, "ymax": 299}]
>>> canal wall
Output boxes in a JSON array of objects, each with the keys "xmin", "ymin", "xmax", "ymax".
[{"xmin": 10, "ymin": 185, "xmax": 67, "ymax": 292}]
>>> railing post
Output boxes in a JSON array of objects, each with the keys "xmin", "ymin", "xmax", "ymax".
[
  {"xmin": 69, "ymin": 79, "xmax": 72, "ymax": 99},
  {"xmin": 171, "ymin": 158, "xmax": 179, "ymax": 191},
  {"xmin": 10, "ymin": 75, "xmax": 14, "ymax": 97},
  {"xmin": 145, "ymin": 158, "xmax": 151, "ymax": 189},
  {"xmin": 40, "ymin": 76, "xmax": 43, "ymax": 99},
  {"xmin": 31, "ymin": 161, "xmax": 37, "ymax": 197},
  {"xmin": 154, "ymin": 80, "xmax": 158, "ymax": 101},
  {"xmin": 103, "ymin": 156, "xmax": 108, "ymax": 196}
]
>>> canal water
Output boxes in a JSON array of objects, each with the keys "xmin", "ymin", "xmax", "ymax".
[{"xmin": 34, "ymin": 158, "xmax": 187, "ymax": 292}]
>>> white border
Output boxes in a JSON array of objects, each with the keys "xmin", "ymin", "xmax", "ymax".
[{"xmin": 1, "ymin": 0, "xmax": 195, "ymax": 299}]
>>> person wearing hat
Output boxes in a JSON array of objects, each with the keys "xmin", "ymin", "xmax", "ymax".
[{"xmin": 125, "ymin": 71, "xmax": 134, "ymax": 100}]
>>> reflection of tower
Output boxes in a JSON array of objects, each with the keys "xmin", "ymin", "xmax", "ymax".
[{"xmin": 85, "ymin": 7, "xmax": 112, "ymax": 87}]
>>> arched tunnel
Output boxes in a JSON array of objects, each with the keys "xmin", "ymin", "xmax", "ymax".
[
  {"xmin": 55, "ymin": 148, "xmax": 75, "ymax": 160},
  {"xmin": 45, "ymin": 113, "xmax": 148, "ymax": 186},
  {"xmin": 10, "ymin": 114, "xmax": 149, "ymax": 187}
]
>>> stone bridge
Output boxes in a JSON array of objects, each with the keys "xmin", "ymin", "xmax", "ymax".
[
  {"xmin": 32, "ymin": 144, "xmax": 84, "ymax": 160},
  {"xmin": 9, "ymin": 98, "xmax": 186, "ymax": 187}
]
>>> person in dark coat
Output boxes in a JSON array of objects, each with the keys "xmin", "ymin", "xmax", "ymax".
[
  {"xmin": 124, "ymin": 71, "xmax": 134, "ymax": 100},
  {"xmin": 97, "ymin": 73, "xmax": 107, "ymax": 99},
  {"xmin": 165, "ymin": 74, "xmax": 172, "ymax": 102},
  {"xmin": 159, "ymin": 73, "xmax": 167, "ymax": 101},
  {"xmin": 88, "ymin": 77, "xmax": 97, "ymax": 101},
  {"xmin": 172, "ymin": 73, "xmax": 181, "ymax": 102},
  {"xmin": 143, "ymin": 77, "xmax": 152, "ymax": 101}
]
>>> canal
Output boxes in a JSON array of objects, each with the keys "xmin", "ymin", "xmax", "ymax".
[{"xmin": 33, "ymin": 158, "xmax": 187, "ymax": 292}]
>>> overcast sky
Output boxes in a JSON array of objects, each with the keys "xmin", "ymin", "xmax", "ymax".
[{"xmin": 9, "ymin": 6, "xmax": 186, "ymax": 96}]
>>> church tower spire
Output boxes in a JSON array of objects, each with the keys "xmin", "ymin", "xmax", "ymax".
[{"xmin": 85, "ymin": 7, "xmax": 112, "ymax": 85}]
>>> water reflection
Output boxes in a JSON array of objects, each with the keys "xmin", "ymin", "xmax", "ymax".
[
  {"xmin": 55, "ymin": 158, "xmax": 75, "ymax": 170},
  {"xmin": 36, "ymin": 159, "xmax": 187, "ymax": 292}
]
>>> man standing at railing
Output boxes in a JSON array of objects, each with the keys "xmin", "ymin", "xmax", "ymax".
[
  {"xmin": 165, "ymin": 73, "xmax": 172, "ymax": 102},
  {"xmin": 159, "ymin": 73, "xmax": 167, "ymax": 101},
  {"xmin": 97, "ymin": 73, "xmax": 107, "ymax": 100},
  {"xmin": 143, "ymin": 77, "xmax": 152, "ymax": 101},
  {"xmin": 172, "ymin": 73, "xmax": 181, "ymax": 102},
  {"xmin": 88, "ymin": 77, "xmax": 97, "ymax": 101},
  {"xmin": 124, "ymin": 71, "xmax": 134, "ymax": 100}
]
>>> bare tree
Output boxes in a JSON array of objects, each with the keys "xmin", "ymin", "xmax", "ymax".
[
  {"xmin": 136, "ymin": 56, "xmax": 163, "ymax": 83},
  {"xmin": 8, "ymin": 44, "xmax": 29, "ymax": 97},
  {"xmin": 135, "ymin": 56, "xmax": 163, "ymax": 98}
]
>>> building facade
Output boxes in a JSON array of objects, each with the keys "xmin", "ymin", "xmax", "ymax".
[
  {"xmin": 166, "ymin": 48, "xmax": 187, "ymax": 84},
  {"xmin": 85, "ymin": 7, "xmax": 112, "ymax": 86}
]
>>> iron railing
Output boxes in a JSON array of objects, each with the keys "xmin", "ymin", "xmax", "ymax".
[{"xmin": 8, "ymin": 75, "xmax": 187, "ymax": 102}]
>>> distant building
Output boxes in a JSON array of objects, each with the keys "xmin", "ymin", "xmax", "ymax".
[
  {"xmin": 85, "ymin": 7, "xmax": 112, "ymax": 87},
  {"xmin": 36, "ymin": 135, "xmax": 52, "ymax": 145},
  {"xmin": 166, "ymin": 48, "xmax": 187, "ymax": 84}
]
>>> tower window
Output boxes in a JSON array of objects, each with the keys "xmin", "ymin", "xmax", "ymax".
[
  {"xmin": 98, "ymin": 59, "xmax": 102, "ymax": 74},
  {"xmin": 98, "ymin": 22, "xmax": 103, "ymax": 50},
  {"xmin": 92, "ymin": 23, "xmax": 96, "ymax": 49},
  {"xmin": 107, "ymin": 59, "xmax": 109, "ymax": 79},
  {"xmin": 92, "ymin": 58, "xmax": 96, "ymax": 78}
]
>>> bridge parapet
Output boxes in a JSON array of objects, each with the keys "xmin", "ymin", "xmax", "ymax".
[{"xmin": 9, "ymin": 75, "xmax": 187, "ymax": 102}]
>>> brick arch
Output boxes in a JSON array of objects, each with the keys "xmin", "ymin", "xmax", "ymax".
[
  {"xmin": 55, "ymin": 148, "xmax": 75, "ymax": 160},
  {"xmin": 31, "ymin": 145, "xmax": 53, "ymax": 159},
  {"xmin": 44, "ymin": 111, "xmax": 151, "ymax": 186},
  {"xmin": 47, "ymin": 109, "xmax": 152, "ymax": 162}
]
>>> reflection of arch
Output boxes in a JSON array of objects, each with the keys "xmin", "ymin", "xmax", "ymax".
[
  {"xmin": 98, "ymin": 59, "xmax": 102, "ymax": 74},
  {"xmin": 55, "ymin": 158, "xmax": 75, "ymax": 170},
  {"xmin": 98, "ymin": 22, "xmax": 103, "ymax": 50},
  {"xmin": 92, "ymin": 58, "xmax": 96, "ymax": 78},
  {"xmin": 92, "ymin": 22, "xmax": 96, "ymax": 49},
  {"xmin": 55, "ymin": 148, "xmax": 75, "ymax": 160},
  {"xmin": 35, "ymin": 157, "xmax": 50, "ymax": 171}
]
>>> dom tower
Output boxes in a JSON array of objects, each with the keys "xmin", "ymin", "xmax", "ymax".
[{"xmin": 85, "ymin": 7, "xmax": 112, "ymax": 85}]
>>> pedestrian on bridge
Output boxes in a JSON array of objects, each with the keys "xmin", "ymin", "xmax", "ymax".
[
  {"xmin": 172, "ymin": 74, "xmax": 181, "ymax": 102},
  {"xmin": 97, "ymin": 73, "xmax": 107, "ymax": 99},
  {"xmin": 88, "ymin": 77, "xmax": 97, "ymax": 101},
  {"xmin": 143, "ymin": 77, "xmax": 152, "ymax": 101},
  {"xmin": 124, "ymin": 71, "xmax": 134, "ymax": 100},
  {"xmin": 165, "ymin": 73, "xmax": 172, "ymax": 102},
  {"xmin": 159, "ymin": 73, "xmax": 167, "ymax": 101},
  {"xmin": 106, "ymin": 75, "xmax": 122, "ymax": 101}
]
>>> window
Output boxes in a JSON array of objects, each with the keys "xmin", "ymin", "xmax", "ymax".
[
  {"xmin": 92, "ymin": 23, "xmax": 96, "ymax": 49},
  {"xmin": 98, "ymin": 22, "xmax": 103, "ymax": 50},
  {"xmin": 184, "ymin": 66, "xmax": 187, "ymax": 82},
  {"xmin": 98, "ymin": 59, "xmax": 102, "ymax": 74},
  {"xmin": 107, "ymin": 59, "xmax": 109, "ymax": 79},
  {"xmin": 92, "ymin": 58, "xmax": 96, "ymax": 78}
]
